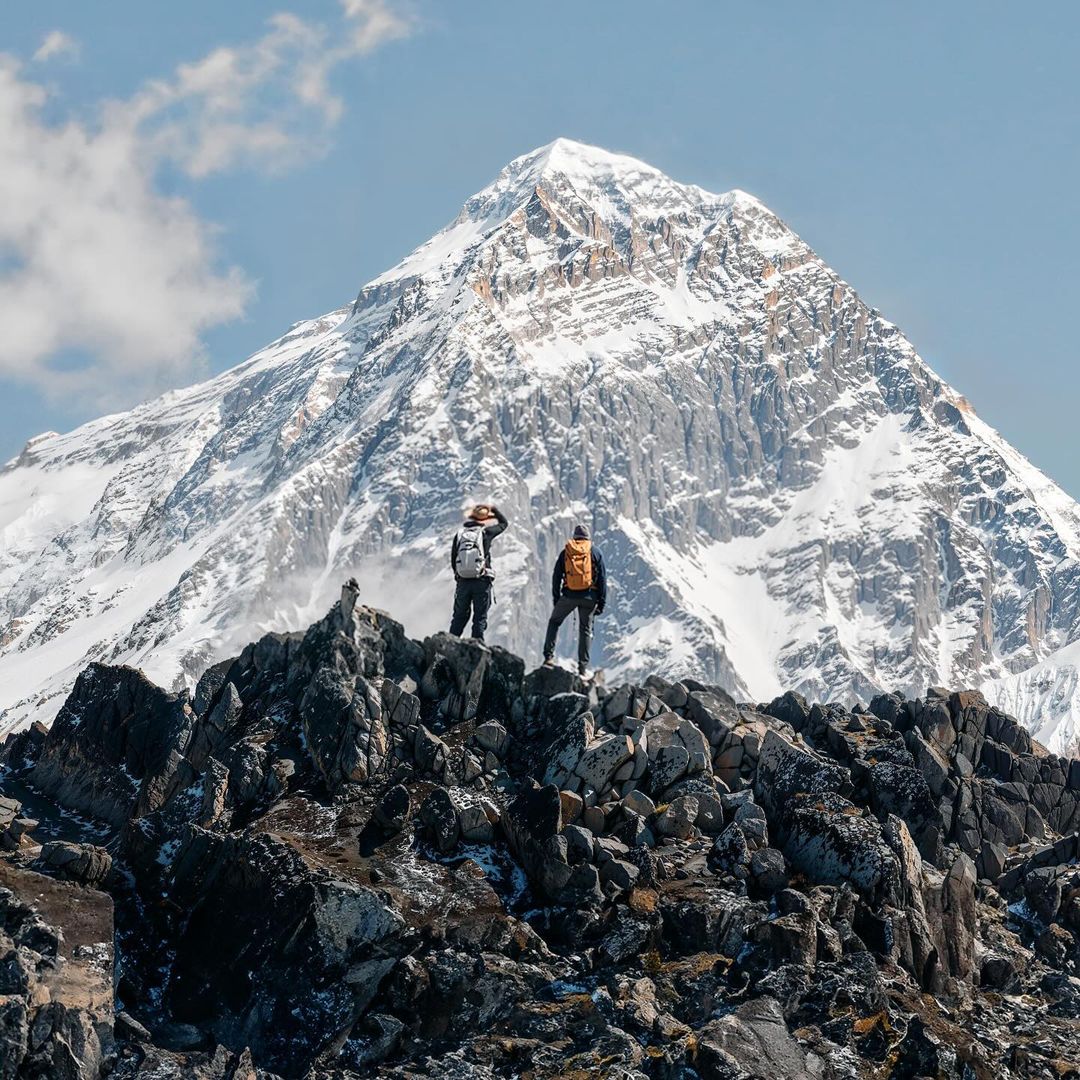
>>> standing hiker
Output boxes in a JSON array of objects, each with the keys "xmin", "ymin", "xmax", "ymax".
[
  {"xmin": 543, "ymin": 523, "xmax": 607, "ymax": 676},
  {"xmin": 449, "ymin": 503, "xmax": 508, "ymax": 643}
]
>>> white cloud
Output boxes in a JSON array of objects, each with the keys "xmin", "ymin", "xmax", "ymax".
[
  {"xmin": 33, "ymin": 31, "xmax": 80, "ymax": 63},
  {"xmin": 0, "ymin": 2, "xmax": 411, "ymax": 405}
]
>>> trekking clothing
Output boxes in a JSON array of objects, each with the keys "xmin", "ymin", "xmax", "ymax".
[
  {"xmin": 450, "ymin": 506, "xmax": 508, "ymax": 580},
  {"xmin": 551, "ymin": 545, "xmax": 607, "ymax": 613},
  {"xmin": 450, "ymin": 577, "xmax": 492, "ymax": 641},
  {"xmin": 448, "ymin": 505, "xmax": 507, "ymax": 642},
  {"xmin": 543, "ymin": 595, "xmax": 597, "ymax": 671},
  {"xmin": 545, "ymin": 535, "xmax": 607, "ymax": 670}
]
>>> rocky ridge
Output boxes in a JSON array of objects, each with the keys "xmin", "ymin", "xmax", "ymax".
[{"xmin": 1, "ymin": 583, "xmax": 1080, "ymax": 1077}]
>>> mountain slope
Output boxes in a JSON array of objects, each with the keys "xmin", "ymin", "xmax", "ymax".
[{"xmin": 3, "ymin": 138, "xmax": 1080, "ymax": 749}]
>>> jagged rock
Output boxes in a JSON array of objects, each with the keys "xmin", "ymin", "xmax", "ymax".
[
  {"xmin": 0, "ymin": 797, "xmax": 20, "ymax": 832},
  {"xmin": 30, "ymin": 664, "xmax": 194, "ymax": 827},
  {"xmin": 574, "ymin": 732, "xmax": 634, "ymax": 795},
  {"xmin": 562, "ymin": 823, "xmax": 593, "ymax": 865},
  {"xmin": 749, "ymin": 847, "xmax": 789, "ymax": 896},
  {"xmin": 694, "ymin": 790, "xmax": 726, "ymax": 834},
  {"xmin": 458, "ymin": 799, "xmax": 498, "ymax": 844},
  {"xmin": 414, "ymin": 725, "xmax": 452, "ymax": 780},
  {"xmin": 559, "ymin": 789, "xmax": 584, "ymax": 823},
  {"xmin": 599, "ymin": 858, "xmax": 640, "ymax": 893},
  {"xmin": 501, "ymin": 784, "xmax": 599, "ymax": 903},
  {"xmin": 421, "ymin": 634, "xmax": 489, "ymax": 724},
  {"xmin": 753, "ymin": 729, "xmax": 850, "ymax": 832},
  {"xmin": 733, "ymin": 800, "xmax": 768, "ymax": 851},
  {"xmin": 300, "ymin": 671, "xmax": 389, "ymax": 792},
  {"xmin": 649, "ymin": 743, "xmax": 690, "ymax": 795},
  {"xmin": 0, "ymin": 816, "xmax": 36, "ymax": 851},
  {"xmin": 980, "ymin": 953, "xmax": 1021, "ymax": 992},
  {"xmin": 783, "ymin": 793, "xmax": 900, "ymax": 905}
]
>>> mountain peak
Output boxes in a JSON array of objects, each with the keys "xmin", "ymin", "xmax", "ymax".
[
  {"xmin": 6, "ymin": 139, "xmax": 1080, "ymax": 756},
  {"xmin": 514, "ymin": 136, "xmax": 667, "ymax": 184},
  {"xmin": 369, "ymin": 140, "xmax": 789, "ymax": 293}
]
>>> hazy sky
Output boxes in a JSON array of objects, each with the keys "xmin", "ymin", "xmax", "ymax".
[{"xmin": 3, "ymin": 2, "xmax": 1078, "ymax": 496}]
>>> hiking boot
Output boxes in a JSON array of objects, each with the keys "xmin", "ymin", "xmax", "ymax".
[
  {"xmin": 578, "ymin": 665, "xmax": 591, "ymax": 679},
  {"xmin": 542, "ymin": 656, "xmax": 556, "ymax": 667}
]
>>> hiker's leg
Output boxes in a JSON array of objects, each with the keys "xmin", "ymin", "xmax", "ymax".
[
  {"xmin": 471, "ymin": 581, "xmax": 492, "ymax": 641},
  {"xmin": 449, "ymin": 583, "xmax": 471, "ymax": 636},
  {"xmin": 576, "ymin": 599, "xmax": 597, "ymax": 671},
  {"xmin": 543, "ymin": 596, "xmax": 574, "ymax": 658}
]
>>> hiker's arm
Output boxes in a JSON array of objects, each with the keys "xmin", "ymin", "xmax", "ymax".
[
  {"xmin": 450, "ymin": 534, "xmax": 459, "ymax": 575},
  {"xmin": 484, "ymin": 505, "xmax": 508, "ymax": 538},
  {"xmin": 595, "ymin": 552, "xmax": 607, "ymax": 613},
  {"xmin": 551, "ymin": 551, "xmax": 564, "ymax": 605}
]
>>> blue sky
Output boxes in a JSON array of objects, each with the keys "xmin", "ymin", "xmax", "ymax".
[{"xmin": 3, "ymin": 2, "xmax": 1078, "ymax": 496}]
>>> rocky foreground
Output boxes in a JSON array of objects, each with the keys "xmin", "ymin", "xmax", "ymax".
[{"xmin": 2, "ymin": 582, "xmax": 1080, "ymax": 1078}]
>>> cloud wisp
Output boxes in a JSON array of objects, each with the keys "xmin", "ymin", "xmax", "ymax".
[
  {"xmin": 0, "ymin": 1, "xmax": 411, "ymax": 406},
  {"xmin": 32, "ymin": 31, "xmax": 80, "ymax": 63}
]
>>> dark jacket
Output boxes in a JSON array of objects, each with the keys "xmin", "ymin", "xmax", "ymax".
[
  {"xmin": 451, "ymin": 507, "xmax": 508, "ymax": 580},
  {"xmin": 552, "ymin": 545, "xmax": 607, "ymax": 612}
]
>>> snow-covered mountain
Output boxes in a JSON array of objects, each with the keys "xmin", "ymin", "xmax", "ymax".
[{"xmin": 3, "ymin": 138, "xmax": 1080, "ymax": 750}]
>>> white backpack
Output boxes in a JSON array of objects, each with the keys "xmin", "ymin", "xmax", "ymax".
[{"xmin": 454, "ymin": 526, "xmax": 487, "ymax": 579}]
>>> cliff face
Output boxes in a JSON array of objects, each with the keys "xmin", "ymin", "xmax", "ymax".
[
  {"xmin": 4, "ymin": 139, "xmax": 1080, "ymax": 750},
  {"xmin": 3, "ymin": 589, "xmax": 1080, "ymax": 1077}
]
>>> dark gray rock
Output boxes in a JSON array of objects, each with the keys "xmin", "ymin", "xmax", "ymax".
[{"xmin": 35, "ymin": 841, "xmax": 113, "ymax": 887}]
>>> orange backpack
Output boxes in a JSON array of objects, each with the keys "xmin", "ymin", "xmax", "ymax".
[{"xmin": 564, "ymin": 538, "xmax": 593, "ymax": 590}]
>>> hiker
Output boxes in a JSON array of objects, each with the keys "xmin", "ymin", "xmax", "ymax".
[
  {"xmin": 449, "ymin": 503, "xmax": 508, "ymax": 642},
  {"xmin": 543, "ymin": 523, "xmax": 607, "ymax": 676}
]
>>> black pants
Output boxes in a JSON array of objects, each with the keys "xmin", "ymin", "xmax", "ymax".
[
  {"xmin": 543, "ymin": 595, "xmax": 596, "ymax": 669},
  {"xmin": 450, "ymin": 578, "xmax": 492, "ymax": 641}
]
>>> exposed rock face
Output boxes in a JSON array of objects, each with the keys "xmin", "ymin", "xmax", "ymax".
[
  {"xmin": 4, "ymin": 140, "xmax": 1080, "ymax": 757},
  {"xmin": 2, "ymin": 595, "xmax": 1080, "ymax": 1077}
]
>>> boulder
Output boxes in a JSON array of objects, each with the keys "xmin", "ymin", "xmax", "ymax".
[
  {"xmin": 782, "ymin": 793, "xmax": 900, "ymax": 904},
  {"xmin": 419, "ymin": 787, "xmax": 460, "ymax": 853},
  {"xmin": 709, "ymin": 823, "xmax": 750, "ymax": 879},
  {"xmin": 656, "ymin": 796, "xmax": 698, "ymax": 840},
  {"xmin": 374, "ymin": 784, "xmax": 412, "ymax": 834},
  {"xmin": 35, "ymin": 841, "xmax": 113, "ymax": 887},
  {"xmin": 695, "ymin": 996, "xmax": 826, "ymax": 1079},
  {"xmin": 749, "ymin": 847, "xmax": 789, "ymax": 896},
  {"xmin": 501, "ymin": 785, "xmax": 600, "ymax": 903},
  {"xmin": 474, "ymin": 720, "xmax": 510, "ymax": 758}
]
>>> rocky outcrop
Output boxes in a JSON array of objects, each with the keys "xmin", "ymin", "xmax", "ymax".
[
  {"xmin": 0, "ymin": 862, "xmax": 114, "ymax": 1079},
  {"xmin": 2, "ymin": 595, "xmax": 1080, "ymax": 1078}
]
